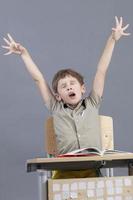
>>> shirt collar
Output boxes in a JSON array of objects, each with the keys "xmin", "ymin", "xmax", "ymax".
[{"xmin": 63, "ymin": 99, "xmax": 86, "ymax": 110}]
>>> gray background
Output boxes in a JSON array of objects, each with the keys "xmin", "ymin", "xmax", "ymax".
[{"xmin": 0, "ymin": 0, "xmax": 133, "ymax": 200}]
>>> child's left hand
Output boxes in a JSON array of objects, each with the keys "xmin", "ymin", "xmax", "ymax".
[{"xmin": 112, "ymin": 16, "xmax": 130, "ymax": 41}]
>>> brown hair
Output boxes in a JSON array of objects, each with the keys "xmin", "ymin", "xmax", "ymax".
[{"xmin": 52, "ymin": 68, "xmax": 84, "ymax": 93}]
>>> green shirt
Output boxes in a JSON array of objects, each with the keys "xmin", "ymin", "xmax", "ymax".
[{"xmin": 46, "ymin": 90, "xmax": 102, "ymax": 154}]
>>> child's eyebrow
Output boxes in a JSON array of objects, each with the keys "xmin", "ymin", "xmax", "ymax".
[{"xmin": 70, "ymin": 80, "xmax": 76, "ymax": 84}]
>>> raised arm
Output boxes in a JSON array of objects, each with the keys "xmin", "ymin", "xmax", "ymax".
[
  {"xmin": 2, "ymin": 34, "xmax": 54, "ymax": 105},
  {"xmin": 92, "ymin": 16, "xmax": 130, "ymax": 98}
]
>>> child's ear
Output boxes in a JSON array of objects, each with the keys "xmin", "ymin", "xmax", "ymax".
[
  {"xmin": 55, "ymin": 93, "xmax": 62, "ymax": 101},
  {"xmin": 81, "ymin": 84, "xmax": 86, "ymax": 94}
]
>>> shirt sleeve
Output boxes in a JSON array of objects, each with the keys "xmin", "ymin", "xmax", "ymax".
[
  {"xmin": 45, "ymin": 94, "xmax": 59, "ymax": 112},
  {"xmin": 87, "ymin": 90, "xmax": 102, "ymax": 108}
]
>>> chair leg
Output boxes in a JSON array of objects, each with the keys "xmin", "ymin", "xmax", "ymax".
[{"xmin": 106, "ymin": 168, "xmax": 114, "ymax": 177}]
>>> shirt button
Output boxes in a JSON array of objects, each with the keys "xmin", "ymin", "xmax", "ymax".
[{"xmin": 78, "ymin": 134, "xmax": 80, "ymax": 138}]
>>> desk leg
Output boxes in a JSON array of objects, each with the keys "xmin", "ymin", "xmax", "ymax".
[
  {"xmin": 128, "ymin": 163, "xmax": 133, "ymax": 176},
  {"xmin": 38, "ymin": 171, "xmax": 48, "ymax": 200}
]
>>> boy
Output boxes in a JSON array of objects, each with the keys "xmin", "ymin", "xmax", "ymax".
[{"xmin": 2, "ymin": 17, "xmax": 130, "ymax": 178}]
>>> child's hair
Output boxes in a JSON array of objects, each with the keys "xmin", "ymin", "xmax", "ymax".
[{"xmin": 52, "ymin": 68, "xmax": 84, "ymax": 93}]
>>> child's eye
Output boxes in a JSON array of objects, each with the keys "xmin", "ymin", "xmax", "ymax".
[{"xmin": 62, "ymin": 85, "xmax": 66, "ymax": 88}]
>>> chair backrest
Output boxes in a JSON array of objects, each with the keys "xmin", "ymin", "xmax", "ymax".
[
  {"xmin": 99, "ymin": 115, "xmax": 114, "ymax": 150},
  {"xmin": 44, "ymin": 117, "xmax": 57, "ymax": 157},
  {"xmin": 44, "ymin": 115, "xmax": 114, "ymax": 156}
]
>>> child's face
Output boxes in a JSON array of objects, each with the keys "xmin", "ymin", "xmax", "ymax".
[{"xmin": 56, "ymin": 75, "xmax": 86, "ymax": 105}]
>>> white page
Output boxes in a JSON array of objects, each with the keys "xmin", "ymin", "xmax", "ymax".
[
  {"xmin": 53, "ymin": 183, "xmax": 61, "ymax": 192},
  {"xmin": 62, "ymin": 184, "xmax": 69, "ymax": 192},
  {"xmin": 70, "ymin": 182, "xmax": 78, "ymax": 191}
]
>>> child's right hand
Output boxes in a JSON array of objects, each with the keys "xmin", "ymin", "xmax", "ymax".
[
  {"xmin": 111, "ymin": 16, "xmax": 130, "ymax": 41},
  {"xmin": 2, "ymin": 33, "xmax": 26, "ymax": 55}
]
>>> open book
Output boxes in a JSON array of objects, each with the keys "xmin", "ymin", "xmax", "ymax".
[{"xmin": 57, "ymin": 147, "xmax": 127, "ymax": 157}]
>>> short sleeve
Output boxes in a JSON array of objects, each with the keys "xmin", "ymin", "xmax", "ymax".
[
  {"xmin": 45, "ymin": 95, "xmax": 59, "ymax": 112},
  {"xmin": 87, "ymin": 90, "xmax": 102, "ymax": 108}
]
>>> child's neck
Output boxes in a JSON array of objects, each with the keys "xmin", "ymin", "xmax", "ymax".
[
  {"xmin": 66, "ymin": 103, "xmax": 78, "ymax": 109},
  {"xmin": 64, "ymin": 100, "xmax": 82, "ymax": 110}
]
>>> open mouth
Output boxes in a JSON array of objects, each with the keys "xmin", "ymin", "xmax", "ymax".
[{"xmin": 68, "ymin": 92, "xmax": 76, "ymax": 97}]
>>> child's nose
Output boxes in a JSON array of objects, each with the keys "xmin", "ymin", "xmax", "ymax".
[{"xmin": 67, "ymin": 87, "xmax": 72, "ymax": 91}]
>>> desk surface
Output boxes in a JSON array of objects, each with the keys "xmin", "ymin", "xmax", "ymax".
[{"xmin": 27, "ymin": 153, "xmax": 133, "ymax": 172}]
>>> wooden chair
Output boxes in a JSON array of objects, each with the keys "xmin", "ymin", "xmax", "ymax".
[{"xmin": 44, "ymin": 115, "xmax": 114, "ymax": 176}]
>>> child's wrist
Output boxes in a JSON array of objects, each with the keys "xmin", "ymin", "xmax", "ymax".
[
  {"xmin": 20, "ymin": 48, "xmax": 28, "ymax": 57},
  {"xmin": 111, "ymin": 33, "xmax": 117, "ymax": 42},
  {"xmin": 111, "ymin": 32, "xmax": 117, "ymax": 42}
]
